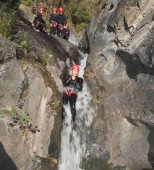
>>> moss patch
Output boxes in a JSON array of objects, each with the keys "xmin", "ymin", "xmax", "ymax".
[{"xmin": 82, "ymin": 157, "xmax": 113, "ymax": 170}]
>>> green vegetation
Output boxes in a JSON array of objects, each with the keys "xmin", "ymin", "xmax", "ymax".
[
  {"xmin": 20, "ymin": 38, "xmax": 29, "ymax": 49},
  {"xmin": 22, "ymin": 0, "xmax": 32, "ymax": 6},
  {"xmin": 64, "ymin": 0, "xmax": 91, "ymax": 32},
  {"xmin": 19, "ymin": 34, "xmax": 30, "ymax": 54},
  {"xmin": 64, "ymin": 0, "xmax": 102, "ymax": 32},
  {"xmin": 0, "ymin": 5, "xmax": 17, "ymax": 38},
  {"xmin": 93, "ymin": 0, "xmax": 102, "ymax": 6},
  {"xmin": 45, "ymin": 20, "xmax": 51, "ymax": 33},
  {"xmin": 21, "ymin": 40, "xmax": 29, "ymax": 48},
  {"xmin": 41, "ymin": 51, "xmax": 49, "ymax": 66},
  {"xmin": 50, "ymin": 100, "xmax": 60, "ymax": 110},
  {"xmin": 0, "ymin": 107, "xmax": 40, "ymax": 134}
]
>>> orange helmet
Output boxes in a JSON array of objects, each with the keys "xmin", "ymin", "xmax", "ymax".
[
  {"xmin": 39, "ymin": 7, "xmax": 44, "ymax": 12},
  {"xmin": 71, "ymin": 64, "xmax": 80, "ymax": 71},
  {"xmin": 58, "ymin": 7, "xmax": 64, "ymax": 13},
  {"xmin": 52, "ymin": 7, "xmax": 57, "ymax": 12}
]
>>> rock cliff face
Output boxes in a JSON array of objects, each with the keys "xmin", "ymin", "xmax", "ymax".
[
  {"xmin": 0, "ymin": 9, "xmax": 80, "ymax": 170},
  {"xmin": 0, "ymin": 34, "xmax": 62, "ymax": 170},
  {"xmin": 79, "ymin": 0, "xmax": 154, "ymax": 169}
]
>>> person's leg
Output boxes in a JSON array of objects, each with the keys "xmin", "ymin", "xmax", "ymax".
[
  {"xmin": 61, "ymin": 28, "xmax": 64, "ymax": 38},
  {"xmin": 57, "ymin": 26, "xmax": 63, "ymax": 37},
  {"xmin": 57, "ymin": 26, "xmax": 60, "ymax": 36},
  {"xmin": 51, "ymin": 26, "xmax": 54, "ymax": 35},
  {"xmin": 53, "ymin": 26, "xmax": 56, "ymax": 35},
  {"xmin": 63, "ymin": 93, "xmax": 69, "ymax": 105},
  {"xmin": 38, "ymin": 23, "xmax": 44, "ymax": 32},
  {"xmin": 59, "ymin": 29, "xmax": 62, "ymax": 37},
  {"xmin": 37, "ymin": 25, "xmax": 42, "ymax": 31},
  {"xmin": 69, "ymin": 94, "xmax": 77, "ymax": 123},
  {"xmin": 50, "ymin": 26, "xmax": 53, "ymax": 35},
  {"xmin": 35, "ymin": 21, "xmax": 40, "ymax": 31},
  {"xmin": 41, "ymin": 23, "xmax": 46, "ymax": 32}
]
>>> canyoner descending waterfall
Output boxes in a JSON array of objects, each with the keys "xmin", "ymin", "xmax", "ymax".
[{"xmin": 58, "ymin": 52, "xmax": 93, "ymax": 170}]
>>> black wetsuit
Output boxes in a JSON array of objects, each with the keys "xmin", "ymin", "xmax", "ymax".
[
  {"xmin": 63, "ymin": 28, "xmax": 70, "ymax": 40},
  {"xmin": 62, "ymin": 74, "xmax": 83, "ymax": 122},
  {"xmin": 32, "ymin": 12, "xmax": 46, "ymax": 32},
  {"xmin": 56, "ymin": 13, "xmax": 67, "ymax": 37},
  {"xmin": 49, "ymin": 13, "xmax": 57, "ymax": 35}
]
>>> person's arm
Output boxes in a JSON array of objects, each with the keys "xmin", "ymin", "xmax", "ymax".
[
  {"xmin": 56, "ymin": 14, "xmax": 59, "ymax": 24},
  {"xmin": 63, "ymin": 15, "xmax": 67, "ymax": 26},
  {"xmin": 55, "ymin": 14, "xmax": 57, "ymax": 23},
  {"xmin": 63, "ymin": 74, "xmax": 72, "ymax": 86},
  {"xmin": 32, "ymin": 15, "xmax": 37, "ymax": 26},
  {"xmin": 75, "ymin": 77, "xmax": 83, "ymax": 91}
]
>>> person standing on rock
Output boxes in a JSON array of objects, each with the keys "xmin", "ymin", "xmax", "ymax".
[
  {"xmin": 56, "ymin": 7, "xmax": 67, "ymax": 37},
  {"xmin": 62, "ymin": 64, "xmax": 83, "ymax": 123},
  {"xmin": 49, "ymin": 7, "xmax": 57, "ymax": 35},
  {"xmin": 32, "ymin": 7, "xmax": 46, "ymax": 33}
]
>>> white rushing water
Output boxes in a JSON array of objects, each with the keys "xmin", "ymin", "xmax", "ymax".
[
  {"xmin": 58, "ymin": 52, "xmax": 94, "ymax": 170},
  {"xmin": 68, "ymin": 29, "xmax": 79, "ymax": 46}
]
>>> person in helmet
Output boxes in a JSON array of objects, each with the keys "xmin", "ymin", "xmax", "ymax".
[
  {"xmin": 49, "ymin": 7, "xmax": 57, "ymax": 35},
  {"xmin": 32, "ymin": 7, "xmax": 46, "ymax": 32},
  {"xmin": 56, "ymin": 7, "xmax": 67, "ymax": 37},
  {"xmin": 62, "ymin": 64, "xmax": 83, "ymax": 123}
]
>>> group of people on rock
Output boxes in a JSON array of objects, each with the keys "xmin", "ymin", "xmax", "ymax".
[{"xmin": 32, "ymin": 6, "xmax": 69, "ymax": 40}]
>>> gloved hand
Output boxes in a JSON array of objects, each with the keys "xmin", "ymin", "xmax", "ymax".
[
  {"xmin": 63, "ymin": 87, "xmax": 68, "ymax": 94},
  {"xmin": 71, "ymin": 76, "xmax": 76, "ymax": 80}
]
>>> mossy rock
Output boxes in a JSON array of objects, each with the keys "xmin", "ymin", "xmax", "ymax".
[{"xmin": 82, "ymin": 157, "xmax": 113, "ymax": 170}]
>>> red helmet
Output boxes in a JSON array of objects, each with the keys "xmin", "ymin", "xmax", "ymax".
[
  {"xmin": 71, "ymin": 64, "xmax": 80, "ymax": 71},
  {"xmin": 58, "ymin": 7, "xmax": 64, "ymax": 13},
  {"xmin": 52, "ymin": 7, "xmax": 57, "ymax": 12},
  {"xmin": 39, "ymin": 7, "xmax": 44, "ymax": 12}
]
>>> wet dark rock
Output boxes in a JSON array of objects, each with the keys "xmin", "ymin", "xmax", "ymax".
[{"xmin": 82, "ymin": 157, "xmax": 112, "ymax": 170}]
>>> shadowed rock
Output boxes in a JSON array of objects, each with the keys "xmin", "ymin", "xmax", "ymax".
[{"xmin": 0, "ymin": 142, "xmax": 18, "ymax": 170}]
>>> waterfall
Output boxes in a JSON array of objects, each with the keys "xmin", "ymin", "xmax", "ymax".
[
  {"xmin": 68, "ymin": 29, "xmax": 79, "ymax": 46},
  {"xmin": 58, "ymin": 52, "xmax": 93, "ymax": 170}
]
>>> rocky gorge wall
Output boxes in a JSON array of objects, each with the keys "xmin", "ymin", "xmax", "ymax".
[{"xmin": 79, "ymin": 0, "xmax": 154, "ymax": 169}]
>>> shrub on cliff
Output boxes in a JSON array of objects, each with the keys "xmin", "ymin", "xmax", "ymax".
[
  {"xmin": 64, "ymin": 0, "xmax": 91, "ymax": 32},
  {"xmin": 0, "ymin": 3, "xmax": 17, "ymax": 38},
  {"xmin": 22, "ymin": 0, "xmax": 32, "ymax": 6}
]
